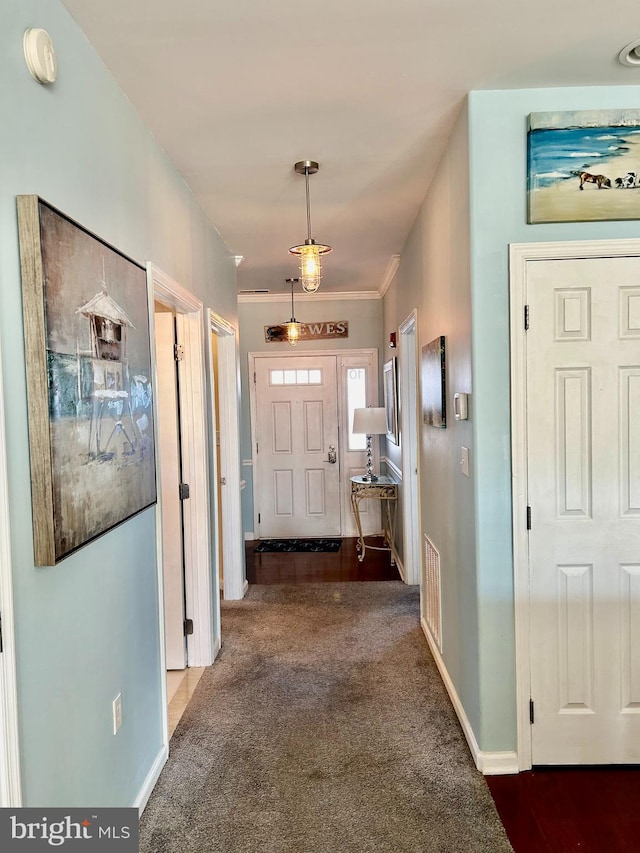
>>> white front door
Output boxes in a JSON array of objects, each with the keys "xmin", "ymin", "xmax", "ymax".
[
  {"xmin": 526, "ymin": 256, "xmax": 640, "ymax": 764},
  {"xmin": 254, "ymin": 355, "xmax": 340, "ymax": 538}
]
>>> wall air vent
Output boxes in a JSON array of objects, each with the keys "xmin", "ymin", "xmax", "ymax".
[{"xmin": 423, "ymin": 534, "xmax": 442, "ymax": 651}]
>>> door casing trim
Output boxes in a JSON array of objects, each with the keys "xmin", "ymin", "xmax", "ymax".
[
  {"xmin": 0, "ymin": 333, "xmax": 22, "ymax": 806},
  {"xmin": 398, "ymin": 309, "xmax": 421, "ymax": 586},
  {"xmin": 509, "ymin": 238, "xmax": 640, "ymax": 771},
  {"xmin": 207, "ymin": 309, "xmax": 246, "ymax": 601},
  {"xmin": 150, "ymin": 264, "xmax": 215, "ymax": 682}
]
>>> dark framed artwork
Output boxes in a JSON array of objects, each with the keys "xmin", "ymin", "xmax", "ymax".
[
  {"xmin": 527, "ymin": 109, "xmax": 640, "ymax": 224},
  {"xmin": 17, "ymin": 196, "xmax": 157, "ymax": 565},
  {"xmin": 422, "ymin": 336, "xmax": 446, "ymax": 428},
  {"xmin": 383, "ymin": 357, "xmax": 399, "ymax": 444}
]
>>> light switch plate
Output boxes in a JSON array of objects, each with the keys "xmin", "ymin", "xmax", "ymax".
[{"xmin": 460, "ymin": 446, "xmax": 470, "ymax": 477}]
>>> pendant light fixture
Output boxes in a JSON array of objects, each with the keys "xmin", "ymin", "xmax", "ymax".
[
  {"xmin": 281, "ymin": 278, "xmax": 303, "ymax": 346},
  {"xmin": 289, "ymin": 160, "xmax": 332, "ymax": 293}
]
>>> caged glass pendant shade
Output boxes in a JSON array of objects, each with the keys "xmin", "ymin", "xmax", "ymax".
[
  {"xmin": 282, "ymin": 278, "xmax": 303, "ymax": 346},
  {"xmin": 289, "ymin": 160, "xmax": 332, "ymax": 293}
]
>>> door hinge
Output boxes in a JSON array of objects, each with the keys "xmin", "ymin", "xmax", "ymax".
[
  {"xmin": 526, "ymin": 505, "xmax": 532, "ymax": 530},
  {"xmin": 524, "ymin": 304, "xmax": 530, "ymax": 330},
  {"xmin": 253, "ymin": 371, "xmax": 256, "ymax": 384},
  {"xmin": 529, "ymin": 699, "xmax": 535, "ymax": 725},
  {"xmin": 258, "ymin": 512, "xmax": 261, "ymax": 524},
  {"xmin": 174, "ymin": 343, "xmax": 184, "ymax": 361},
  {"xmin": 256, "ymin": 442, "xmax": 259, "ymax": 454},
  {"xmin": 184, "ymin": 618, "xmax": 194, "ymax": 636},
  {"xmin": 179, "ymin": 483, "xmax": 190, "ymax": 500}
]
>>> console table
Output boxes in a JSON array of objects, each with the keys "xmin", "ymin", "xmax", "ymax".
[{"xmin": 350, "ymin": 475, "xmax": 398, "ymax": 563}]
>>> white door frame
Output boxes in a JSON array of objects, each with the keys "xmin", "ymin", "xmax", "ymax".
[
  {"xmin": 0, "ymin": 343, "xmax": 22, "ymax": 806},
  {"xmin": 207, "ymin": 309, "xmax": 246, "ymax": 602},
  {"xmin": 248, "ymin": 348, "xmax": 379, "ymax": 539},
  {"xmin": 150, "ymin": 264, "xmax": 216, "ymax": 679},
  {"xmin": 399, "ymin": 309, "xmax": 421, "ymax": 585},
  {"xmin": 509, "ymin": 237, "xmax": 640, "ymax": 771}
]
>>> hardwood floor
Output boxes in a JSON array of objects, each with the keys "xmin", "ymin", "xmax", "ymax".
[
  {"xmin": 245, "ymin": 540, "xmax": 639, "ymax": 852},
  {"xmin": 245, "ymin": 536, "xmax": 401, "ymax": 584},
  {"xmin": 487, "ymin": 767, "xmax": 640, "ymax": 852}
]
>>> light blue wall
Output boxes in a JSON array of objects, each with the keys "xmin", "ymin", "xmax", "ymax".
[
  {"xmin": 383, "ymin": 104, "xmax": 479, "ymax": 735},
  {"xmin": 0, "ymin": 0, "xmax": 236, "ymax": 805},
  {"xmin": 238, "ymin": 296, "xmax": 383, "ymax": 533},
  {"xmin": 468, "ymin": 85, "xmax": 640, "ymax": 750}
]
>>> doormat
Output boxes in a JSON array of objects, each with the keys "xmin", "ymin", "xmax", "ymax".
[{"xmin": 255, "ymin": 538, "xmax": 342, "ymax": 553}]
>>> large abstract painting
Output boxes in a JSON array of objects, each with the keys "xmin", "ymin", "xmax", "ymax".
[
  {"xmin": 17, "ymin": 196, "xmax": 156, "ymax": 565},
  {"xmin": 528, "ymin": 109, "xmax": 640, "ymax": 223}
]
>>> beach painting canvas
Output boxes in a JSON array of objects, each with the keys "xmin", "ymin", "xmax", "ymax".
[
  {"xmin": 528, "ymin": 109, "xmax": 640, "ymax": 223},
  {"xmin": 17, "ymin": 196, "xmax": 157, "ymax": 565}
]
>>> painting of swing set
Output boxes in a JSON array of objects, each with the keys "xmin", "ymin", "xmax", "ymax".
[{"xmin": 17, "ymin": 196, "xmax": 157, "ymax": 565}]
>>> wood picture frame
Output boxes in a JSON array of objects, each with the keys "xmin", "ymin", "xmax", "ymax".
[
  {"xmin": 17, "ymin": 196, "xmax": 157, "ymax": 565},
  {"xmin": 422, "ymin": 335, "xmax": 446, "ymax": 428},
  {"xmin": 383, "ymin": 357, "xmax": 399, "ymax": 445}
]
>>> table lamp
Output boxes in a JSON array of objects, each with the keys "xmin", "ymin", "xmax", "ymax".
[{"xmin": 352, "ymin": 407, "xmax": 388, "ymax": 482}]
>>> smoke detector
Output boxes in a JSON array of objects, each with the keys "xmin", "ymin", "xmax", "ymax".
[{"xmin": 24, "ymin": 28, "xmax": 57, "ymax": 84}]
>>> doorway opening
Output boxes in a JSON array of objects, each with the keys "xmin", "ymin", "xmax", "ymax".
[{"xmin": 150, "ymin": 265, "xmax": 218, "ymax": 747}]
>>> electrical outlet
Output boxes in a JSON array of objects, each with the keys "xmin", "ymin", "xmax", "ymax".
[{"xmin": 112, "ymin": 693, "xmax": 122, "ymax": 735}]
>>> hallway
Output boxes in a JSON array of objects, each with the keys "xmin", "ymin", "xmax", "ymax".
[{"xmin": 140, "ymin": 580, "xmax": 511, "ymax": 852}]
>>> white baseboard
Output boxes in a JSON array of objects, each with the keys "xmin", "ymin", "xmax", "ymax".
[
  {"xmin": 243, "ymin": 580, "xmax": 249, "ymax": 597},
  {"xmin": 420, "ymin": 617, "xmax": 518, "ymax": 776},
  {"xmin": 134, "ymin": 744, "xmax": 168, "ymax": 814},
  {"xmin": 244, "ymin": 531, "xmax": 255, "ymax": 541},
  {"xmin": 212, "ymin": 636, "xmax": 221, "ymax": 661}
]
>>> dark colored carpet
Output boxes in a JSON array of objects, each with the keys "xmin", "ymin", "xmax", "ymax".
[
  {"xmin": 254, "ymin": 538, "xmax": 342, "ymax": 553},
  {"xmin": 140, "ymin": 583, "xmax": 513, "ymax": 853}
]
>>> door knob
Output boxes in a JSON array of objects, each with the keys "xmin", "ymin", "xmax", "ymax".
[{"xmin": 326, "ymin": 445, "xmax": 337, "ymax": 464}]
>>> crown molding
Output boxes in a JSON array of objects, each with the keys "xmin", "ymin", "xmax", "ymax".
[
  {"xmin": 238, "ymin": 290, "xmax": 381, "ymax": 304},
  {"xmin": 379, "ymin": 254, "xmax": 400, "ymax": 298}
]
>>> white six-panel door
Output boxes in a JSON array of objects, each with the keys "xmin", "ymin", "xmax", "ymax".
[
  {"xmin": 526, "ymin": 256, "xmax": 640, "ymax": 764},
  {"xmin": 254, "ymin": 355, "xmax": 341, "ymax": 538},
  {"xmin": 154, "ymin": 310, "xmax": 187, "ymax": 670}
]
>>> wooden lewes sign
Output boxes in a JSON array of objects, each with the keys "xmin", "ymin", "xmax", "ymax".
[{"xmin": 264, "ymin": 321, "xmax": 349, "ymax": 343}]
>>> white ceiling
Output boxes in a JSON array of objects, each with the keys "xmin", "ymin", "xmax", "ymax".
[{"xmin": 61, "ymin": 0, "xmax": 640, "ymax": 294}]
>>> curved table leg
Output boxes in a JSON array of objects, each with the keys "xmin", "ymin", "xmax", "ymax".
[{"xmin": 350, "ymin": 492, "xmax": 366, "ymax": 562}]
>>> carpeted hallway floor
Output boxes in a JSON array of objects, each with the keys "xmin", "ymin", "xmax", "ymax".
[{"xmin": 140, "ymin": 582, "xmax": 513, "ymax": 853}]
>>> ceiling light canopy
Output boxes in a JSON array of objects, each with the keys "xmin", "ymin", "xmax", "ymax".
[
  {"xmin": 281, "ymin": 278, "xmax": 303, "ymax": 346},
  {"xmin": 289, "ymin": 160, "xmax": 332, "ymax": 293}
]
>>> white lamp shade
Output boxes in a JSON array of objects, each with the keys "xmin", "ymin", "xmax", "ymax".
[{"xmin": 352, "ymin": 407, "xmax": 387, "ymax": 435}]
